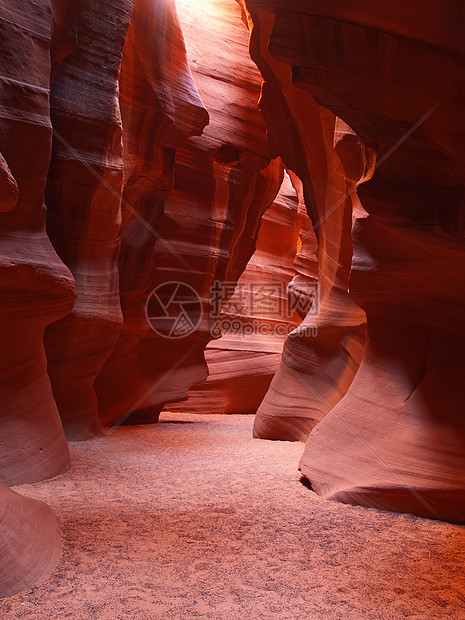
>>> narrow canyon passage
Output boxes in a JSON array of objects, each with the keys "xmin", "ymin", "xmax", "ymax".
[
  {"xmin": 2, "ymin": 414, "xmax": 464, "ymax": 619},
  {"xmin": 1, "ymin": 0, "xmax": 465, "ymax": 608}
]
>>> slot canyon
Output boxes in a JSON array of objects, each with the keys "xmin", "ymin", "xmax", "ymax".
[{"xmin": 0, "ymin": 0, "xmax": 464, "ymax": 617}]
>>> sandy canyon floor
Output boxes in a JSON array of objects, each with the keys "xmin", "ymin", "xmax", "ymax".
[{"xmin": 1, "ymin": 413, "xmax": 465, "ymax": 619}]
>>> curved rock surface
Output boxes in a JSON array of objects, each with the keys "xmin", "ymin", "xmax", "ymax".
[
  {"xmin": 2, "ymin": 0, "xmax": 465, "ymax": 602},
  {"xmin": 96, "ymin": 0, "xmax": 282, "ymax": 425},
  {"xmin": 242, "ymin": 3, "xmax": 367, "ymax": 442},
  {"xmin": 247, "ymin": 0, "xmax": 465, "ymax": 522},
  {"xmin": 168, "ymin": 171, "xmax": 304, "ymax": 414},
  {"xmin": 0, "ymin": 484, "xmax": 61, "ymax": 599},
  {"xmin": 43, "ymin": 0, "xmax": 135, "ymax": 440},
  {"xmin": 118, "ymin": 0, "xmax": 209, "ymax": 332},
  {"xmin": 94, "ymin": 0, "xmax": 210, "ymax": 426},
  {"xmin": 0, "ymin": 153, "xmax": 18, "ymax": 212},
  {"xmin": 0, "ymin": 1, "xmax": 75, "ymax": 597},
  {"xmin": 0, "ymin": 0, "xmax": 76, "ymax": 485}
]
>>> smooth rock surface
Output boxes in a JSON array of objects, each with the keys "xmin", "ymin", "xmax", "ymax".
[
  {"xmin": 169, "ymin": 171, "xmax": 305, "ymax": 414},
  {"xmin": 0, "ymin": 483, "xmax": 61, "ymax": 599},
  {"xmin": 0, "ymin": 0, "xmax": 76, "ymax": 485},
  {"xmin": 1, "ymin": 0, "xmax": 465, "ymax": 602},
  {"xmin": 242, "ymin": 3, "xmax": 367, "ymax": 442},
  {"xmin": 0, "ymin": 1, "xmax": 75, "ymax": 595},
  {"xmin": 43, "ymin": 0, "xmax": 135, "ymax": 440},
  {"xmin": 96, "ymin": 0, "xmax": 282, "ymax": 425},
  {"xmin": 246, "ymin": 0, "xmax": 465, "ymax": 522}
]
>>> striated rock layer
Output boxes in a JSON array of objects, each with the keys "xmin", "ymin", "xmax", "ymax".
[
  {"xmin": 0, "ymin": 0, "xmax": 77, "ymax": 598},
  {"xmin": 43, "ymin": 0, "xmax": 135, "ymax": 440},
  {"xmin": 1, "ymin": 0, "xmax": 463, "ymax": 604},
  {"xmin": 96, "ymin": 0, "xmax": 282, "ymax": 424},
  {"xmin": 168, "ymin": 171, "xmax": 305, "ymax": 415},
  {"xmin": 0, "ymin": 483, "xmax": 61, "ymax": 599},
  {"xmin": 247, "ymin": 0, "xmax": 465, "ymax": 522},
  {"xmin": 0, "ymin": 0, "xmax": 76, "ymax": 486},
  {"xmin": 241, "ymin": 2, "xmax": 367, "ymax": 442},
  {"xmin": 94, "ymin": 0, "xmax": 209, "ymax": 426}
]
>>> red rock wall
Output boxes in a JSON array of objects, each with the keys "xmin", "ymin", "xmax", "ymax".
[
  {"xmin": 240, "ymin": 3, "xmax": 367, "ymax": 442},
  {"xmin": 95, "ymin": 0, "xmax": 283, "ymax": 425},
  {"xmin": 118, "ymin": 0, "xmax": 209, "ymax": 335},
  {"xmin": 168, "ymin": 171, "xmax": 306, "ymax": 414},
  {"xmin": 43, "ymin": 0, "xmax": 136, "ymax": 441},
  {"xmin": 0, "ymin": 483, "xmax": 61, "ymax": 598},
  {"xmin": 93, "ymin": 0, "xmax": 209, "ymax": 426},
  {"xmin": 0, "ymin": 0, "xmax": 76, "ymax": 486},
  {"xmin": 245, "ymin": 0, "xmax": 465, "ymax": 523},
  {"xmin": 2, "ymin": 0, "xmax": 464, "ymax": 600},
  {"xmin": 0, "ymin": 0, "xmax": 209, "ymax": 595},
  {"xmin": 0, "ymin": 0, "xmax": 76, "ymax": 597}
]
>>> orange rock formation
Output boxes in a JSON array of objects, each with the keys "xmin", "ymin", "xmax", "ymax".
[{"xmin": 1, "ymin": 0, "xmax": 464, "ymax": 600}]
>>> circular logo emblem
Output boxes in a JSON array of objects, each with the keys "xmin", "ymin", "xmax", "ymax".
[{"xmin": 145, "ymin": 281, "xmax": 202, "ymax": 339}]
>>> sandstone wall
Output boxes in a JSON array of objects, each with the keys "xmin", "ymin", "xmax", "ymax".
[
  {"xmin": 240, "ymin": 2, "xmax": 367, "ymax": 442},
  {"xmin": 95, "ymin": 0, "xmax": 283, "ymax": 425},
  {"xmin": 1, "ymin": 0, "xmax": 464, "ymax": 600},
  {"xmin": 245, "ymin": 0, "xmax": 465, "ymax": 523}
]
